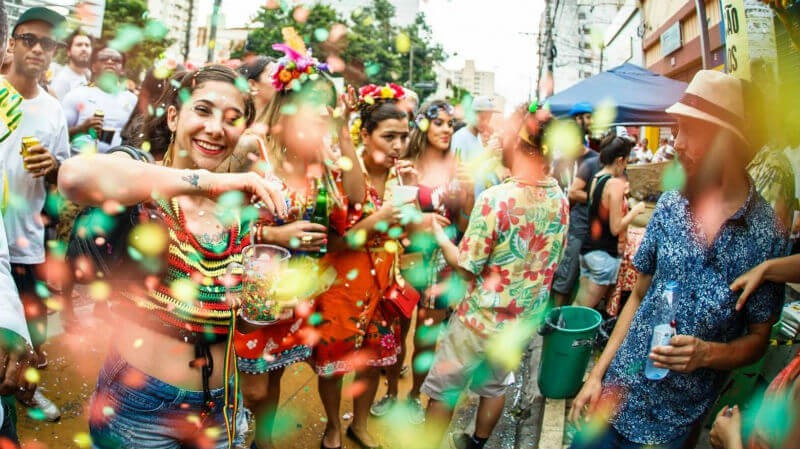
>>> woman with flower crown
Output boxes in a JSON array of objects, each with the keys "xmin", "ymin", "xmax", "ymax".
[
  {"xmin": 231, "ymin": 31, "xmax": 367, "ymax": 449},
  {"xmin": 309, "ymin": 82, "xmax": 425, "ymax": 449},
  {"xmin": 370, "ymin": 99, "xmax": 475, "ymax": 424}
]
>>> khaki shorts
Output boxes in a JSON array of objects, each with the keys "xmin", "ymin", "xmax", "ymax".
[{"xmin": 421, "ymin": 316, "xmax": 511, "ymax": 403}]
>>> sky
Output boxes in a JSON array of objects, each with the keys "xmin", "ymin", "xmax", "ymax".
[{"xmin": 198, "ymin": 0, "xmax": 544, "ymax": 110}]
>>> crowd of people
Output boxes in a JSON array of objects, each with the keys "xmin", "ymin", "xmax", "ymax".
[{"xmin": 0, "ymin": 4, "xmax": 797, "ymax": 449}]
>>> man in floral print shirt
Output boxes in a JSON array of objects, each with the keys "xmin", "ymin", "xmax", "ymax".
[
  {"xmin": 569, "ymin": 71, "xmax": 787, "ymax": 449},
  {"xmin": 419, "ymin": 105, "xmax": 568, "ymax": 449}
]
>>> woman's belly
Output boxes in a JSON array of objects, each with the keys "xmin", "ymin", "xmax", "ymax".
[{"xmin": 113, "ymin": 319, "xmax": 228, "ymax": 390}]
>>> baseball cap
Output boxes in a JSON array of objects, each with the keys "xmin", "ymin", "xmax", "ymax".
[
  {"xmin": 473, "ymin": 95, "xmax": 500, "ymax": 113},
  {"xmin": 568, "ymin": 102, "xmax": 593, "ymax": 117},
  {"xmin": 13, "ymin": 7, "xmax": 66, "ymax": 35}
]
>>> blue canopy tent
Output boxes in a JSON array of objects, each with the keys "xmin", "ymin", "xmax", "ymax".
[{"xmin": 545, "ymin": 63, "xmax": 689, "ymax": 126}]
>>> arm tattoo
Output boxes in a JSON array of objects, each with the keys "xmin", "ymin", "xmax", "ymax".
[{"xmin": 182, "ymin": 172, "xmax": 200, "ymax": 189}]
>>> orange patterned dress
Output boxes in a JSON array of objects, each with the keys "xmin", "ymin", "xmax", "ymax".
[{"xmin": 234, "ymin": 166, "xmax": 357, "ymax": 374}]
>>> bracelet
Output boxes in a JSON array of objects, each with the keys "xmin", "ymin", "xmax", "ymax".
[{"xmin": 252, "ymin": 223, "xmax": 263, "ymax": 244}]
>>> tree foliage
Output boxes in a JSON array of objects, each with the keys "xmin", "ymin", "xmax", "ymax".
[
  {"xmin": 101, "ymin": 0, "xmax": 173, "ymax": 80},
  {"xmin": 240, "ymin": 0, "xmax": 446, "ymax": 89}
]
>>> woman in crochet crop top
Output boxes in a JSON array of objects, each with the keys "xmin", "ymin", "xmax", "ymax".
[{"xmin": 58, "ymin": 66, "xmax": 287, "ymax": 448}]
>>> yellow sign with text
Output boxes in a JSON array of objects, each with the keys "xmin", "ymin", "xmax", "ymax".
[{"xmin": 721, "ymin": 0, "xmax": 750, "ymax": 80}]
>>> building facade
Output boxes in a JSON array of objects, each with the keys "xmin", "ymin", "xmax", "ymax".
[
  {"xmin": 640, "ymin": 0, "xmax": 725, "ymax": 82},
  {"xmin": 604, "ymin": 0, "xmax": 645, "ymax": 69},
  {"xmin": 432, "ymin": 60, "xmax": 505, "ymax": 110},
  {"xmin": 537, "ymin": 0, "xmax": 625, "ymax": 95},
  {"xmin": 5, "ymin": 0, "xmax": 106, "ymax": 37},
  {"xmin": 147, "ymin": 0, "xmax": 201, "ymax": 63}
]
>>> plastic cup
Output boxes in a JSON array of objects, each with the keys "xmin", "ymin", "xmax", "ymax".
[{"xmin": 392, "ymin": 185, "xmax": 419, "ymax": 206}]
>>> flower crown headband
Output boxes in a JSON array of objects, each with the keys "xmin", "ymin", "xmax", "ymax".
[
  {"xmin": 271, "ymin": 28, "xmax": 329, "ymax": 92},
  {"xmin": 350, "ymin": 83, "xmax": 407, "ymax": 146}
]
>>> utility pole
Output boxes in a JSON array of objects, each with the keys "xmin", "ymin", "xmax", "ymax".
[
  {"xmin": 207, "ymin": 0, "xmax": 222, "ymax": 63},
  {"xmin": 695, "ymin": 0, "xmax": 711, "ymax": 69},
  {"xmin": 408, "ymin": 46, "xmax": 414, "ymax": 86},
  {"xmin": 183, "ymin": 0, "xmax": 194, "ymax": 63}
]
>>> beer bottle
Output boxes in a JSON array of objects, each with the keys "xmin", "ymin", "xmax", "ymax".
[{"xmin": 311, "ymin": 178, "xmax": 329, "ymax": 255}]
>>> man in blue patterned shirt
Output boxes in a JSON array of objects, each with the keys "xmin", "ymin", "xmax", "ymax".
[{"xmin": 568, "ymin": 71, "xmax": 787, "ymax": 449}]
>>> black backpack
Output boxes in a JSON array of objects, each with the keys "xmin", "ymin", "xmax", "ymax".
[{"xmin": 66, "ymin": 145, "xmax": 160, "ymax": 283}]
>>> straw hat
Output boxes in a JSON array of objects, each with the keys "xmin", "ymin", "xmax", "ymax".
[{"xmin": 666, "ymin": 70, "xmax": 747, "ymax": 144}]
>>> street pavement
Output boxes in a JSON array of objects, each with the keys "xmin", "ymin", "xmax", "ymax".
[{"xmin": 17, "ymin": 302, "xmax": 547, "ymax": 449}]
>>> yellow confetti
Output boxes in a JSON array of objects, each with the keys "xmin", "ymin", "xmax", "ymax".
[
  {"xmin": 89, "ymin": 281, "xmax": 111, "ymax": 302},
  {"xmin": 543, "ymin": 119, "xmax": 582, "ymax": 160},
  {"xmin": 133, "ymin": 338, "xmax": 143, "ymax": 348},
  {"xmin": 384, "ymin": 240, "xmax": 399, "ymax": 253},
  {"xmin": 591, "ymin": 99, "xmax": 617, "ymax": 135},
  {"xmin": 170, "ymin": 278, "xmax": 199, "ymax": 304},
  {"xmin": 129, "ymin": 223, "xmax": 168, "ymax": 257},
  {"xmin": 186, "ymin": 414, "xmax": 201, "ymax": 426},
  {"xmin": 395, "ymin": 32, "xmax": 411, "ymax": 54},
  {"xmin": 24, "ymin": 367, "xmax": 40, "ymax": 384},
  {"xmin": 486, "ymin": 319, "xmax": 536, "ymax": 370},
  {"xmin": 73, "ymin": 432, "xmax": 92, "ymax": 448},
  {"xmin": 417, "ymin": 118, "xmax": 429, "ymax": 132},
  {"xmin": 204, "ymin": 426, "xmax": 222, "ymax": 439},
  {"xmin": 337, "ymin": 156, "xmax": 354, "ymax": 172},
  {"xmin": 44, "ymin": 297, "xmax": 63, "ymax": 312}
]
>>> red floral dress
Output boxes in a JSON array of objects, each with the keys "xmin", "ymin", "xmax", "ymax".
[
  {"xmin": 234, "ymin": 166, "xmax": 355, "ymax": 374},
  {"xmin": 310, "ymin": 169, "xmax": 401, "ymax": 376}
]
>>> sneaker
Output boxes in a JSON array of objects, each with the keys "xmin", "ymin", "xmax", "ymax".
[
  {"xmin": 370, "ymin": 395, "xmax": 396, "ymax": 417},
  {"xmin": 449, "ymin": 432, "xmax": 471, "ymax": 449},
  {"xmin": 406, "ymin": 397, "xmax": 425, "ymax": 424},
  {"xmin": 29, "ymin": 390, "xmax": 61, "ymax": 422}
]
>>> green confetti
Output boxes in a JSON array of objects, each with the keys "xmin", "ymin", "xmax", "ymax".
[
  {"xmin": 387, "ymin": 226, "xmax": 403, "ymax": 239},
  {"xmin": 235, "ymin": 76, "xmax": 250, "ymax": 93},
  {"xmin": 144, "ymin": 20, "xmax": 169, "ymax": 40},
  {"xmin": 109, "ymin": 24, "xmax": 144, "ymax": 52},
  {"xmin": 34, "ymin": 281, "xmax": 51, "ymax": 299},
  {"xmin": 346, "ymin": 269, "xmax": 359, "ymax": 280},
  {"xmin": 413, "ymin": 351, "xmax": 435, "ymax": 373},
  {"xmin": 289, "ymin": 237, "xmax": 300, "ymax": 248},
  {"xmin": 365, "ymin": 62, "xmax": 381, "ymax": 77},
  {"xmin": 661, "ymin": 160, "xmax": 686, "ymax": 191},
  {"xmin": 155, "ymin": 107, "xmax": 165, "ymax": 117},
  {"xmin": 308, "ymin": 312, "xmax": 323, "ymax": 326},
  {"xmin": 374, "ymin": 220, "xmax": 389, "ymax": 233},
  {"xmin": 27, "ymin": 408, "xmax": 46, "ymax": 421},
  {"xmin": 313, "ymin": 28, "xmax": 329, "ymax": 42},
  {"xmin": 96, "ymin": 72, "xmax": 121, "ymax": 94},
  {"xmin": 178, "ymin": 88, "xmax": 191, "ymax": 104},
  {"xmin": 218, "ymin": 191, "xmax": 245, "ymax": 209},
  {"xmin": 280, "ymin": 104, "xmax": 298, "ymax": 115}
]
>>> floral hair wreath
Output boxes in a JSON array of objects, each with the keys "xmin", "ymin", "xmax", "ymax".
[
  {"xmin": 413, "ymin": 102, "xmax": 455, "ymax": 132},
  {"xmin": 271, "ymin": 28, "xmax": 330, "ymax": 92},
  {"xmin": 349, "ymin": 83, "xmax": 407, "ymax": 146}
]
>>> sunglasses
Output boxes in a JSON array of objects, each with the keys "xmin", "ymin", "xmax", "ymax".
[
  {"xmin": 97, "ymin": 55, "xmax": 124, "ymax": 64},
  {"xmin": 13, "ymin": 34, "xmax": 63, "ymax": 52}
]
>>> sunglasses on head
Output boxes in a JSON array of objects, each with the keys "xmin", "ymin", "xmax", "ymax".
[
  {"xmin": 423, "ymin": 103, "xmax": 455, "ymax": 120},
  {"xmin": 13, "ymin": 34, "xmax": 63, "ymax": 52}
]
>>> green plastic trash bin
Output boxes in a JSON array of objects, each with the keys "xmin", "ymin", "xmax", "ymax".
[{"xmin": 538, "ymin": 306, "xmax": 602, "ymax": 399}]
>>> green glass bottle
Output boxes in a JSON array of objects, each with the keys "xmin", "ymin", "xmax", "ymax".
[{"xmin": 311, "ymin": 178, "xmax": 329, "ymax": 255}]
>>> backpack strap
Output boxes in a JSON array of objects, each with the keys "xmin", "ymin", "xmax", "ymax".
[{"xmin": 107, "ymin": 145, "xmax": 154, "ymax": 164}]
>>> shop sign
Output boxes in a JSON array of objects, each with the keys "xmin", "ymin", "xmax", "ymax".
[{"xmin": 661, "ymin": 22, "xmax": 682, "ymax": 56}]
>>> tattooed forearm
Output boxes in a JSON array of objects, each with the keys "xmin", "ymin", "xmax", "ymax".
[{"xmin": 182, "ymin": 172, "xmax": 200, "ymax": 189}]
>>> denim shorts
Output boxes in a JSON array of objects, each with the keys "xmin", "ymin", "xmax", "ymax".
[
  {"xmin": 580, "ymin": 250, "xmax": 622, "ymax": 286},
  {"xmin": 89, "ymin": 349, "xmax": 246, "ymax": 449}
]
